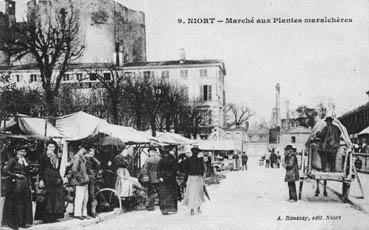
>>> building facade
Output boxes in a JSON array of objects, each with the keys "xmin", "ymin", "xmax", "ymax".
[
  {"xmin": 123, "ymin": 55, "xmax": 227, "ymax": 140},
  {"xmin": 279, "ymin": 126, "xmax": 311, "ymax": 153},
  {"xmin": 0, "ymin": 56, "xmax": 227, "ymax": 140},
  {"xmin": 223, "ymin": 127, "xmax": 247, "ymax": 152},
  {"xmin": 0, "ymin": 0, "xmax": 146, "ymax": 66}
]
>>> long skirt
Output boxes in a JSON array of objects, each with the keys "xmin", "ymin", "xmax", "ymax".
[
  {"xmin": 115, "ymin": 168, "xmax": 134, "ymax": 198},
  {"xmin": 183, "ymin": 176, "xmax": 205, "ymax": 210},
  {"xmin": 34, "ymin": 185, "xmax": 65, "ymax": 222},
  {"xmin": 158, "ymin": 181, "xmax": 178, "ymax": 213},
  {"xmin": 2, "ymin": 177, "xmax": 33, "ymax": 228}
]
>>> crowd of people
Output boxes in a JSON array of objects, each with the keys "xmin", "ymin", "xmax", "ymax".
[
  {"xmin": 1, "ymin": 142, "xmax": 210, "ymax": 229},
  {"xmin": 264, "ymin": 149, "xmax": 281, "ymax": 168}
]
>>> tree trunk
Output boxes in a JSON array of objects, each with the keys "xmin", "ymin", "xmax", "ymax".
[
  {"xmin": 45, "ymin": 90, "xmax": 57, "ymax": 119},
  {"xmin": 150, "ymin": 115, "xmax": 157, "ymax": 137},
  {"xmin": 165, "ymin": 114, "xmax": 171, "ymax": 132},
  {"xmin": 111, "ymin": 98, "xmax": 119, "ymax": 125}
]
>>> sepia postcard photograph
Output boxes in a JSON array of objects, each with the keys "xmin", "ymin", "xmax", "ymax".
[{"xmin": 0, "ymin": 0, "xmax": 369, "ymax": 230}]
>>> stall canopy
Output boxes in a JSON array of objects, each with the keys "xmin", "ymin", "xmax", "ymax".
[
  {"xmin": 55, "ymin": 111, "xmax": 108, "ymax": 141},
  {"xmin": 1, "ymin": 114, "xmax": 62, "ymax": 138},
  {"xmin": 99, "ymin": 124, "xmax": 155, "ymax": 144},
  {"xmin": 358, "ymin": 126, "xmax": 369, "ymax": 136},
  {"xmin": 308, "ymin": 118, "xmax": 352, "ymax": 146},
  {"xmin": 150, "ymin": 131, "xmax": 195, "ymax": 145},
  {"xmin": 197, "ymin": 140, "xmax": 236, "ymax": 151}
]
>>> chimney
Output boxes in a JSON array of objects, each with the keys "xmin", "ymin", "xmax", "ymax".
[
  {"xmin": 179, "ymin": 48, "xmax": 185, "ymax": 64},
  {"xmin": 5, "ymin": 0, "xmax": 15, "ymax": 27}
]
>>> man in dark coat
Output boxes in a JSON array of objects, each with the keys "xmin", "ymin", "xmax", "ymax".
[
  {"xmin": 284, "ymin": 145, "xmax": 299, "ymax": 202},
  {"xmin": 316, "ymin": 117, "xmax": 341, "ymax": 172},
  {"xmin": 142, "ymin": 146, "xmax": 161, "ymax": 211},
  {"xmin": 241, "ymin": 152, "xmax": 248, "ymax": 171}
]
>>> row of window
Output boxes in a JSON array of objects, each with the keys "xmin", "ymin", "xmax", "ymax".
[
  {"xmin": 15, "ymin": 72, "xmax": 112, "ymax": 83},
  {"xmin": 124, "ymin": 69, "xmax": 208, "ymax": 80},
  {"xmin": 13, "ymin": 69, "xmax": 211, "ymax": 83}
]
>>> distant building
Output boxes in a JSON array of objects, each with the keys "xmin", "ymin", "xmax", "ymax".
[
  {"xmin": 223, "ymin": 126, "xmax": 247, "ymax": 151},
  {"xmin": 244, "ymin": 128, "xmax": 269, "ymax": 156},
  {"xmin": 280, "ymin": 126, "xmax": 311, "ymax": 153}
]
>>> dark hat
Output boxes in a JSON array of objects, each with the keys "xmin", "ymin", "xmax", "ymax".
[
  {"xmin": 284, "ymin": 145, "xmax": 293, "ymax": 150},
  {"xmin": 148, "ymin": 146, "xmax": 157, "ymax": 151},
  {"xmin": 15, "ymin": 144, "xmax": 27, "ymax": 151},
  {"xmin": 325, "ymin": 116, "xmax": 334, "ymax": 122},
  {"xmin": 191, "ymin": 145, "xmax": 200, "ymax": 152}
]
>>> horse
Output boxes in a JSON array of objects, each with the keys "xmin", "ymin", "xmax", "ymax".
[{"xmin": 315, "ymin": 179, "xmax": 328, "ymax": 197}]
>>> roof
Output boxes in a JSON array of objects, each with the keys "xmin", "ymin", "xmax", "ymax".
[
  {"xmin": 0, "ymin": 60, "xmax": 227, "ymax": 74},
  {"xmin": 124, "ymin": 59, "xmax": 226, "ymax": 75},
  {"xmin": 339, "ymin": 102, "xmax": 369, "ymax": 119},
  {"xmin": 358, "ymin": 126, "xmax": 369, "ymax": 136}
]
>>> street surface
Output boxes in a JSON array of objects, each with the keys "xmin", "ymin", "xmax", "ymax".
[{"xmin": 82, "ymin": 157, "xmax": 369, "ymax": 230}]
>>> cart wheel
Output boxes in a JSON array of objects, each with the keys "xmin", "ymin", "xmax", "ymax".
[
  {"xmin": 342, "ymin": 181, "xmax": 351, "ymax": 203},
  {"xmin": 95, "ymin": 188, "xmax": 122, "ymax": 211}
]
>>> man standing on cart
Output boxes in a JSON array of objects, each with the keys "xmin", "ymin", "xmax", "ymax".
[{"xmin": 316, "ymin": 116, "xmax": 341, "ymax": 172}]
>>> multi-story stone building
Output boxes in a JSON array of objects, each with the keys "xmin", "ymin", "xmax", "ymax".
[
  {"xmin": 1, "ymin": 0, "xmax": 146, "ymax": 66},
  {"xmin": 123, "ymin": 52, "xmax": 227, "ymax": 140}
]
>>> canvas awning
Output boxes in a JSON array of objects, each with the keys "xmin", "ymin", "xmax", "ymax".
[
  {"xmin": 1, "ymin": 115, "xmax": 62, "ymax": 138},
  {"xmin": 150, "ymin": 131, "xmax": 194, "ymax": 145},
  {"xmin": 358, "ymin": 126, "xmax": 369, "ymax": 136},
  {"xmin": 99, "ymin": 124, "xmax": 155, "ymax": 144},
  {"xmin": 55, "ymin": 111, "xmax": 108, "ymax": 141},
  {"xmin": 308, "ymin": 118, "xmax": 352, "ymax": 146}
]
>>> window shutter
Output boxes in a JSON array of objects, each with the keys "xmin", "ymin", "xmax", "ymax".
[
  {"xmin": 200, "ymin": 85, "xmax": 204, "ymax": 101},
  {"xmin": 208, "ymin": 85, "xmax": 212, "ymax": 101}
]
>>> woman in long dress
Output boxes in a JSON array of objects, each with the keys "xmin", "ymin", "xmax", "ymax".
[
  {"xmin": 157, "ymin": 147, "xmax": 178, "ymax": 215},
  {"xmin": 35, "ymin": 140, "xmax": 65, "ymax": 223},
  {"xmin": 182, "ymin": 146, "xmax": 205, "ymax": 215},
  {"xmin": 114, "ymin": 148, "xmax": 135, "ymax": 210},
  {"xmin": 2, "ymin": 145, "xmax": 33, "ymax": 229}
]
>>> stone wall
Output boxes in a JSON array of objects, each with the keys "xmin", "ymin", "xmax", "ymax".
[{"xmin": 25, "ymin": 0, "xmax": 146, "ymax": 65}]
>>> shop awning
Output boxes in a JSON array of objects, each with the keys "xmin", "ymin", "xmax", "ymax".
[{"xmin": 358, "ymin": 126, "xmax": 369, "ymax": 136}]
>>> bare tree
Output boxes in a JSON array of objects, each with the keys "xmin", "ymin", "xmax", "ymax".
[
  {"xmin": 226, "ymin": 103, "xmax": 253, "ymax": 128},
  {"xmin": 3, "ymin": 5, "xmax": 84, "ymax": 117},
  {"xmin": 157, "ymin": 83, "xmax": 188, "ymax": 132},
  {"xmin": 177, "ymin": 99, "xmax": 203, "ymax": 139},
  {"xmin": 85, "ymin": 66, "xmax": 125, "ymax": 124}
]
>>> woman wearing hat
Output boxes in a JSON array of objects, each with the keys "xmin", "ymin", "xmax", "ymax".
[
  {"xmin": 2, "ymin": 145, "xmax": 33, "ymax": 229},
  {"xmin": 157, "ymin": 146, "xmax": 179, "ymax": 215},
  {"xmin": 35, "ymin": 140, "xmax": 66, "ymax": 223},
  {"xmin": 182, "ymin": 146, "xmax": 205, "ymax": 215},
  {"xmin": 114, "ymin": 146, "xmax": 135, "ymax": 210}
]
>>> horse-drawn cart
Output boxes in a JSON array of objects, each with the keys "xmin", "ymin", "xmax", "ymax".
[{"xmin": 298, "ymin": 119, "xmax": 364, "ymax": 202}]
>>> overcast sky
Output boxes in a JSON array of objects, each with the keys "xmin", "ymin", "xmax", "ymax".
[{"xmin": 12, "ymin": 0, "xmax": 369, "ymax": 123}]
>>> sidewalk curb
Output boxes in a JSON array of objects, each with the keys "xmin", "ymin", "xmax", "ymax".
[{"xmin": 324, "ymin": 185, "xmax": 369, "ymax": 214}]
